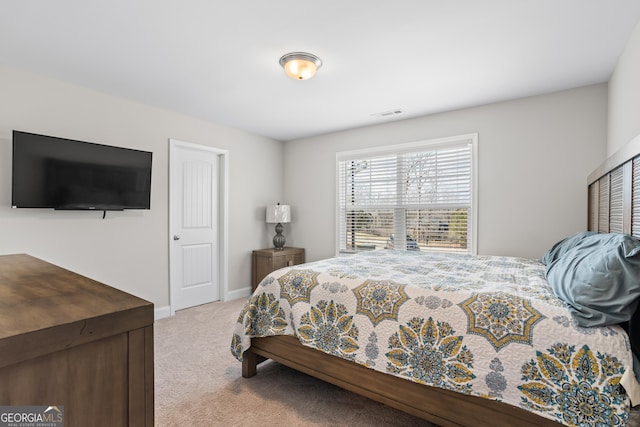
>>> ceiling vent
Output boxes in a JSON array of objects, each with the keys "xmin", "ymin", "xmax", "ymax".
[{"xmin": 372, "ymin": 109, "xmax": 404, "ymax": 118}]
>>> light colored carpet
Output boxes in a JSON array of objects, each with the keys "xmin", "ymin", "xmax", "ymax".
[{"xmin": 154, "ymin": 297, "xmax": 436, "ymax": 426}]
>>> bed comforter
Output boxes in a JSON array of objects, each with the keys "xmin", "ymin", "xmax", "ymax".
[{"xmin": 232, "ymin": 250, "xmax": 640, "ymax": 426}]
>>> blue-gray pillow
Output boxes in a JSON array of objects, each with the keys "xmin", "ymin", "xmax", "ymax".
[
  {"xmin": 541, "ymin": 231, "xmax": 597, "ymax": 266},
  {"xmin": 545, "ymin": 232, "xmax": 640, "ymax": 327}
]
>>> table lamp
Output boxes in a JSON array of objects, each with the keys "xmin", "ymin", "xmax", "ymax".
[{"xmin": 266, "ymin": 203, "xmax": 291, "ymax": 250}]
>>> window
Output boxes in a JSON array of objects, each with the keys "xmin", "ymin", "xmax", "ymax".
[{"xmin": 337, "ymin": 134, "xmax": 477, "ymax": 254}]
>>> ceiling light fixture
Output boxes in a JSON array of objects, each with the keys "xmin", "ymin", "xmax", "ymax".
[{"xmin": 279, "ymin": 52, "xmax": 322, "ymax": 80}]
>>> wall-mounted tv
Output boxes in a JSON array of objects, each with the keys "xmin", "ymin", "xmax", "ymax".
[{"xmin": 12, "ymin": 131, "xmax": 152, "ymax": 210}]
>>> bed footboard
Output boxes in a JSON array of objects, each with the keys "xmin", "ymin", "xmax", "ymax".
[{"xmin": 242, "ymin": 336, "xmax": 559, "ymax": 427}]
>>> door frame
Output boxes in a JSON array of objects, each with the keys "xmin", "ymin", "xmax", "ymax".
[{"xmin": 169, "ymin": 138, "xmax": 229, "ymax": 315}]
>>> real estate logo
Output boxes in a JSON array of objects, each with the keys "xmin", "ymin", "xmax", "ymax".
[{"xmin": 0, "ymin": 406, "xmax": 64, "ymax": 427}]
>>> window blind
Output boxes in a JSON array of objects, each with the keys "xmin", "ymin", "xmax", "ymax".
[{"xmin": 338, "ymin": 136, "xmax": 474, "ymax": 254}]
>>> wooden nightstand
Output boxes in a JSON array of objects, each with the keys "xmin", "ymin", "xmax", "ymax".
[{"xmin": 252, "ymin": 247, "xmax": 305, "ymax": 291}]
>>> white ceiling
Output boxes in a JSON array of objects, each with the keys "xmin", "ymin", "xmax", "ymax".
[{"xmin": 1, "ymin": 1, "xmax": 640, "ymax": 142}]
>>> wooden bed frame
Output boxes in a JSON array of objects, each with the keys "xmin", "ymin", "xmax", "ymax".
[
  {"xmin": 242, "ymin": 135, "xmax": 640, "ymax": 427},
  {"xmin": 243, "ymin": 335, "xmax": 559, "ymax": 426}
]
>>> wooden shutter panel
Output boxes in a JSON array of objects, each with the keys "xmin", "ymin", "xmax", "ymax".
[
  {"xmin": 588, "ymin": 181, "xmax": 599, "ymax": 232},
  {"xmin": 610, "ymin": 166, "xmax": 624, "ymax": 233},
  {"xmin": 633, "ymin": 156, "xmax": 640, "ymax": 238},
  {"xmin": 598, "ymin": 174, "xmax": 610, "ymax": 233},
  {"xmin": 587, "ymin": 136, "xmax": 640, "ymax": 237}
]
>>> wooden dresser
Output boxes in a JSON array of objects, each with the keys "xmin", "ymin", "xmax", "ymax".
[
  {"xmin": 251, "ymin": 247, "xmax": 305, "ymax": 291},
  {"xmin": 0, "ymin": 254, "xmax": 154, "ymax": 427}
]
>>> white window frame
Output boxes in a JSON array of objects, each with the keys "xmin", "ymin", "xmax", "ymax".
[{"xmin": 335, "ymin": 133, "xmax": 478, "ymax": 256}]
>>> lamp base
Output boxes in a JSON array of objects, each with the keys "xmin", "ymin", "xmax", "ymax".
[{"xmin": 273, "ymin": 222, "xmax": 286, "ymax": 250}]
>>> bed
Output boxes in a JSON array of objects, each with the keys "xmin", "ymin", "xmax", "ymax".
[{"xmin": 232, "ymin": 135, "xmax": 640, "ymax": 427}]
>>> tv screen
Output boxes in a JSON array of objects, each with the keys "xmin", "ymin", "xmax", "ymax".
[{"xmin": 12, "ymin": 131, "xmax": 152, "ymax": 210}]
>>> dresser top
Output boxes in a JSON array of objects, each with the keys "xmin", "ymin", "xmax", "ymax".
[{"xmin": 0, "ymin": 254, "xmax": 153, "ymax": 341}]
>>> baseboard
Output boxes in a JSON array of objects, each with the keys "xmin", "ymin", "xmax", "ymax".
[
  {"xmin": 154, "ymin": 305, "xmax": 171, "ymax": 320},
  {"xmin": 155, "ymin": 287, "xmax": 250, "ymax": 320},
  {"xmin": 224, "ymin": 286, "xmax": 252, "ymax": 302}
]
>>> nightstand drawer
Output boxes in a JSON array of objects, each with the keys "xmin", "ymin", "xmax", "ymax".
[{"xmin": 251, "ymin": 247, "xmax": 305, "ymax": 291}]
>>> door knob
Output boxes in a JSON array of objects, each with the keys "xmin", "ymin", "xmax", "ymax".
[{"xmin": 173, "ymin": 235, "xmax": 181, "ymax": 241}]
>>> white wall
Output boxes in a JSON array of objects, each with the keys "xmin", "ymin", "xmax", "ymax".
[
  {"xmin": 284, "ymin": 85, "xmax": 607, "ymax": 262},
  {"xmin": 608, "ymin": 20, "xmax": 640, "ymax": 155},
  {"xmin": 0, "ymin": 66, "xmax": 283, "ymax": 309}
]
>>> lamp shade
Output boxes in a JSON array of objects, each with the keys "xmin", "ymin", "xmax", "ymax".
[{"xmin": 266, "ymin": 204, "xmax": 291, "ymax": 223}]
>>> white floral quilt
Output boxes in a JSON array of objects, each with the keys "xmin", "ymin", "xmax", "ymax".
[{"xmin": 232, "ymin": 250, "xmax": 640, "ymax": 426}]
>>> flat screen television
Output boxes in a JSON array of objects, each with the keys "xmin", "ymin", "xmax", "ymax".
[{"xmin": 12, "ymin": 131, "xmax": 152, "ymax": 210}]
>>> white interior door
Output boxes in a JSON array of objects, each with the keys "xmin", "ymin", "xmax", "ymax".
[{"xmin": 170, "ymin": 140, "xmax": 220, "ymax": 312}]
